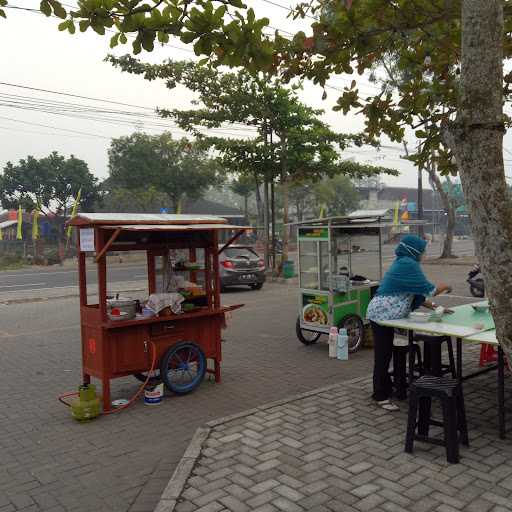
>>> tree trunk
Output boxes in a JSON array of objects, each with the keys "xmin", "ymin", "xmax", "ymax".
[
  {"xmin": 427, "ymin": 165, "xmax": 456, "ymax": 259},
  {"xmin": 281, "ymin": 178, "xmax": 290, "ymax": 266},
  {"xmin": 253, "ymin": 173, "xmax": 264, "ymax": 227},
  {"xmin": 445, "ymin": 0, "xmax": 512, "ymax": 357}
]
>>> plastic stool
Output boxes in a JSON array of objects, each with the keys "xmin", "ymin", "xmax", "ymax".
[
  {"xmin": 414, "ymin": 334, "xmax": 456, "ymax": 377},
  {"xmin": 405, "ymin": 375, "xmax": 469, "ymax": 464},
  {"xmin": 391, "ymin": 344, "xmax": 423, "ymax": 400}
]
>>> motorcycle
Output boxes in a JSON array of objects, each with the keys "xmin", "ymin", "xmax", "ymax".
[{"xmin": 467, "ymin": 264, "xmax": 485, "ymax": 298}]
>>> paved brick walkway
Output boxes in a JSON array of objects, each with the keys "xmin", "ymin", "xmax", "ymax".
[{"xmin": 162, "ymin": 348, "xmax": 512, "ymax": 512}]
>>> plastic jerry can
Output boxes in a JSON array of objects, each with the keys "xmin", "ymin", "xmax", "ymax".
[
  {"xmin": 328, "ymin": 327, "xmax": 338, "ymax": 358},
  {"xmin": 337, "ymin": 329, "xmax": 349, "ymax": 360}
]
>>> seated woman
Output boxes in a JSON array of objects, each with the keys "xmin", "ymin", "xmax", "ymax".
[{"xmin": 366, "ymin": 235, "xmax": 452, "ymax": 412}]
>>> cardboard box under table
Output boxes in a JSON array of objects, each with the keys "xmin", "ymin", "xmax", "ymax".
[{"xmin": 70, "ymin": 213, "xmax": 248, "ymax": 411}]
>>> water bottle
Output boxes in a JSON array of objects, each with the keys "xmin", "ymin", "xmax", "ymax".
[
  {"xmin": 328, "ymin": 327, "xmax": 338, "ymax": 358},
  {"xmin": 337, "ymin": 328, "xmax": 349, "ymax": 360}
]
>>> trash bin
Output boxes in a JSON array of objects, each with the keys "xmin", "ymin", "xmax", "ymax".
[{"xmin": 282, "ymin": 260, "xmax": 295, "ymax": 279}]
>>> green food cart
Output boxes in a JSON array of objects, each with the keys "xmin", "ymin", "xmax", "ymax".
[{"xmin": 295, "ymin": 210, "xmax": 425, "ymax": 352}]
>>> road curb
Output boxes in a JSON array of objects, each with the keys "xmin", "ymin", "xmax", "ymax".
[{"xmin": 152, "ymin": 377, "xmax": 365, "ymax": 512}]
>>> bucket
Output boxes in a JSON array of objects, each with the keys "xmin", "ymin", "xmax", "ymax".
[
  {"xmin": 282, "ymin": 260, "xmax": 295, "ymax": 279},
  {"xmin": 144, "ymin": 383, "xmax": 164, "ymax": 406}
]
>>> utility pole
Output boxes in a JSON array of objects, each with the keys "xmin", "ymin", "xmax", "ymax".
[
  {"xmin": 418, "ymin": 165, "xmax": 424, "ymax": 238},
  {"xmin": 263, "ymin": 122, "xmax": 270, "ymax": 269},
  {"xmin": 270, "ymin": 128, "xmax": 276, "ymax": 273}
]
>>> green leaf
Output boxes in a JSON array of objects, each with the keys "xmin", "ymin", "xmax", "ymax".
[
  {"xmin": 50, "ymin": 0, "xmax": 67, "ymax": 19},
  {"xmin": 58, "ymin": 20, "xmax": 68, "ymax": 31},
  {"xmin": 40, "ymin": 0, "xmax": 52, "ymax": 17},
  {"xmin": 0, "ymin": 8, "xmax": 5, "ymax": 18},
  {"xmin": 91, "ymin": 23, "xmax": 106, "ymax": 35},
  {"xmin": 79, "ymin": 19, "xmax": 89, "ymax": 32},
  {"xmin": 119, "ymin": 33, "xmax": 127, "ymax": 44},
  {"xmin": 110, "ymin": 32, "xmax": 120, "ymax": 48}
]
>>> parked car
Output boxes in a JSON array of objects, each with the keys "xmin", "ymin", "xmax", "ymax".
[{"xmin": 219, "ymin": 245, "xmax": 266, "ymax": 290}]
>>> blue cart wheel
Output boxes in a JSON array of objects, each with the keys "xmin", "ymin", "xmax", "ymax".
[{"xmin": 159, "ymin": 342, "xmax": 206, "ymax": 395}]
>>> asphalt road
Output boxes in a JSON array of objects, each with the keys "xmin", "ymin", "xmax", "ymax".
[
  {"xmin": 0, "ymin": 264, "xmax": 147, "ymax": 294},
  {"xmin": 0, "ymin": 239, "xmax": 475, "ymax": 295}
]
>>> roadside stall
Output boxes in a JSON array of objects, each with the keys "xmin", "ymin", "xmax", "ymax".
[
  {"xmin": 295, "ymin": 210, "xmax": 426, "ymax": 352},
  {"xmin": 70, "ymin": 213, "xmax": 247, "ymax": 412}
]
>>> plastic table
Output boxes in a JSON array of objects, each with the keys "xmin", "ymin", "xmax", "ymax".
[{"xmin": 380, "ymin": 302, "xmax": 507, "ymax": 439}]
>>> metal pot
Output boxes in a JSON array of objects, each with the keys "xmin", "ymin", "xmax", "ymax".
[{"xmin": 107, "ymin": 296, "xmax": 137, "ymax": 320}]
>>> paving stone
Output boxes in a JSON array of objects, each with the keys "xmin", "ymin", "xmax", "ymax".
[
  {"xmin": 272, "ymin": 496, "xmax": 305, "ymax": 512},
  {"xmin": 354, "ymin": 493, "xmax": 386, "ymax": 512},
  {"xmin": 351, "ymin": 483, "xmax": 381, "ymax": 498},
  {"xmin": 247, "ymin": 491, "xmax": 279, "ymax": 509},
  {"xmin": 219, "ymin": 495, "xmax": 250, "ymax": 512},
  {"xmin": 273, "ymin": 485, "xmax": 304, "ymax": 502}
]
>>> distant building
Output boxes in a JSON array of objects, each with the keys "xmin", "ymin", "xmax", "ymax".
[{"xmin": 356, "ymin": 185, "xmax": 470, "ymax": 236}]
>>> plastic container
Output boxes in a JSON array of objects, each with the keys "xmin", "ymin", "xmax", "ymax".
[
  {"xmin": 337, "ymin": 328, "xmax": 349, "ymax": 360},
  {"xmin": 282, "ymin": 260, "xmax": 295, "ymax": 279},
  {"xmin": 328, "ymin": 326, "xmax": 338, "ymax": 358},
  {"xmin": 144, "ymin": 383, "xmax": 164, "ymax": 406}
]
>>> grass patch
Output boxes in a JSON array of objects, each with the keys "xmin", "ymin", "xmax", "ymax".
[{"xmin": 0, "ymin": 255, "xmax": 27, "ymax": 271}]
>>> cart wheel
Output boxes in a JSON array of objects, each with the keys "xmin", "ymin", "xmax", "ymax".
[
  {"xmin": 133, "ymin": 371, "xmax": 161, "ymax": 386},
  {"xmin": 339, "ymin": 315, "xmax": 365, "ymax": 353},
  {"xmin": 159, "ymin": 342, "xmax": 206, "ymax": 395},
  {"xmin": 296, "ymin": 316, "xmax": 322, "ymax": 345}
]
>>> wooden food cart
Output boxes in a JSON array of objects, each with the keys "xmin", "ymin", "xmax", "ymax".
[{"xmin": 70, "ymin": 213, "xmax": 247, "ymax": 411}]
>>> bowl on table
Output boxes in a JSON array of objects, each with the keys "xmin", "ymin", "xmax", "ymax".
[
  {"xmin": 408, "ymin": 312, "xmax": 431, "ymax": 323},
  {"xmin": 472, "ymin": 303, "xmax": 489, "ymax": 313}
]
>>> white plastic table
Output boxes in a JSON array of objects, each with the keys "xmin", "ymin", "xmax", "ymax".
[{"xmin": 379, "ymin": 304, "xmax": 506, "ymax": 438}]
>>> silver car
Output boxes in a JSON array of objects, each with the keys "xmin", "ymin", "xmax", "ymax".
[{"xmin": 219, "ymin": 245, "xmax": 266, "ymax": 290}]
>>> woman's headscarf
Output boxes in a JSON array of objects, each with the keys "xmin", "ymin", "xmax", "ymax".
[{"xmin": 377, "ymin": 235, "xmax": 435, "ymax": 310}]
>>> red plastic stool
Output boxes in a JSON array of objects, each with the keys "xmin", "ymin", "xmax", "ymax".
[{"xmin": 479, "ymin": 344, "xmax": 497, "ymax": 367}]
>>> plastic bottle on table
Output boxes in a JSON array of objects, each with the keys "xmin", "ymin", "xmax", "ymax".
[{"xmin": 328, "ymin": 327, "xmax": 338, "ymax": 358}]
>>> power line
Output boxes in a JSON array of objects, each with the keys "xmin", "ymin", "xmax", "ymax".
[
  {"xmin": 0, "ymin": 124, "xmax": 103, "ymax": 140},
  {"xmin": 0, "ymin": 115, "xmax": 112, "ymax": 139},
  {"xmin": 0, "ymin": 80, "xmax": 155, "ymax": 111},
  {"xmin": 254, "ymin": 0, "xmax": 318, "ymax": 20}
]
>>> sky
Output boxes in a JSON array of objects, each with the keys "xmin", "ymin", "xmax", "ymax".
[{"xmin": 2, "ymin": 0, "xmax": 511, "ymax": 191}]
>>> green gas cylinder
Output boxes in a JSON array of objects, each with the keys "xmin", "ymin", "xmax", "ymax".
[{"xmin": 70, "ymin": 384, "xmax": 101, "ymax": 421}]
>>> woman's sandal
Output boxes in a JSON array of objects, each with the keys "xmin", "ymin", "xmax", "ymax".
[{"xmin": 376, "ymin": 400, "xmax": 400, "ymax": 412}]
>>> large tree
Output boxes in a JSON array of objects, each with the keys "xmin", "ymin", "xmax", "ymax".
[
  {"xmin": 107, "ymin": 132, "xmax": 220, "ymax": 213},
  {"xmin": 0, "ymin": 152, "xmax": 98, "ymax": 241},
  {"xmin": 106, "ymin": 58, "xmax": 394, "ymax": 263}
]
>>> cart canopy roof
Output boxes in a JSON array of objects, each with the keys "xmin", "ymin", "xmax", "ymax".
[
  {"xmin": 292, "ymin": 209, "xmax": 391, "ymax": 226},
  {"xmin": 100, "ymin": 223, "xmax": 250, "ymax": 232},
  {"xmin": 70, "ymin": 213, "xmax": 230, "ymax": 227}
]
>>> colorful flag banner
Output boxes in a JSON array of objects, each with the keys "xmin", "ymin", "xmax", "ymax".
[
  {"xmin": 16, "ymin": 206, "xmax": 22, "ymax": 240},
  {"xmin": 67, "ymin": 188, "xmax": 81, "ymax": 238},
  {"xmin": 32, "ymin": 207, "xmax": 40, "ymax": 240}
]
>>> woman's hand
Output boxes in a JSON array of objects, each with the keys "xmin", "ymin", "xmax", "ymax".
[{"xmin": 435, "ymin": 282, "xmax": 453, "ymax": 295}]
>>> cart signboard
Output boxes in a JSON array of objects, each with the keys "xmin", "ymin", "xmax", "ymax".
[
  {"xmin": 298, "ymin": 227, "xmax": 328, "ymax": 241},
  {"xmin": 79, "ymin": 228, "xmax": 95, "ymax": 252},
  {"xmin": 302, "ymin": 293, "xmax": 329, "ymax": 327}
]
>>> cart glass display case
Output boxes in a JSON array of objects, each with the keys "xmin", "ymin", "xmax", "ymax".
[{"xmin": 295, "ymin": 211, "xmax": 427, "ymax": 353}]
